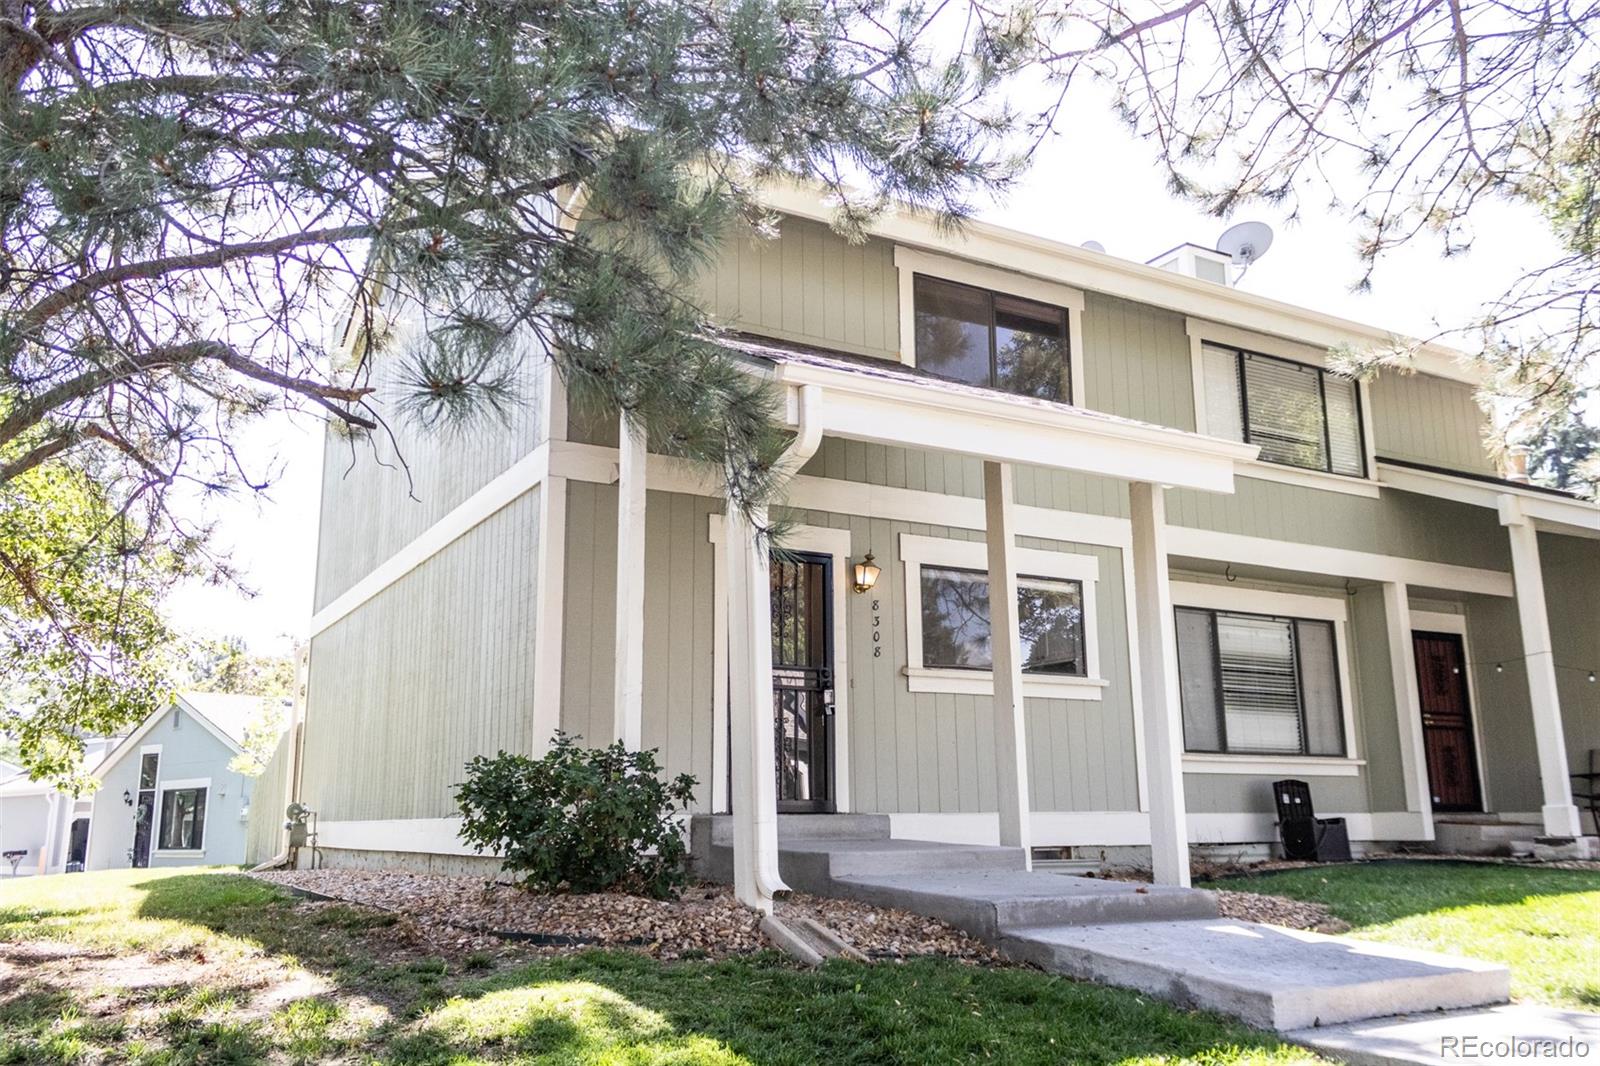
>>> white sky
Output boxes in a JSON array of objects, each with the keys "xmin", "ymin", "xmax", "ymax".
[{"xmin": 164, "ymin": 91, "xmax": 1568, "ymax": 655}]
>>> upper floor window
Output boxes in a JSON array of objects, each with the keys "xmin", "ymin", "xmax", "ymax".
[
  {"xmin": 913, "ymin": 275, "xmax": 1071, "ymax": 403},
  {"xmin": 1175, "ymin": 606, "xmax": 1347, "ymax": 758},
  {"xmin": 1202, "ymin": 344, "xmax": 1365, "ymax": 477}
]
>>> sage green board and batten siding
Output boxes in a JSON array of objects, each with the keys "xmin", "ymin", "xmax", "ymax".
[
  {"xmin": 300, "ymin": 487, "xmax": 541, "ymax": 822},
  {"xmin": 312, "ymin": 341, "xmax": 547, "ymax": 611},
  {"xmin": 1370, "ymin": 373, "xmax": 1496, "ymax": 476},
  {"xmin": 558, "ymin": 482, "xmax": 1142, "ymax": 816},
  {"xmin": 692, "ymin": 216, "xmax": 900, "ymax": 360},
  {"xmin": 800, "ymin": 436, "xmax": 1509, "ymax": 574},
  {"xmin": 559, "ymin": 482, "xmax": 721, "ymax": 804},
  {"xmin": 1080, "ymin": 292, "xmax": 1197, "ymax": 431}
]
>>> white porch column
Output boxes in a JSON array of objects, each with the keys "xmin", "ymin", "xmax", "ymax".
[
  {"xmin": 983, "ymin": 461, "xmax": 1031, "ymax": 862},
  {"xmin": 724, "ymin": 504, "xmax": 789, "ymax": 912},
  {"xmin": 1128, "ymin": 481, "xmax": 1191, "ymax": 887},
  {"xmin": 1382, "ymin": 582, "xmax": 1434, "ymax": 837},
  {"xmin": 613, "ymin": 413, "xmax": 647, "ymax": 749},
  {"xmin": 1498, "ymin": 495, "xmax": 1583, "ymax": 838}
]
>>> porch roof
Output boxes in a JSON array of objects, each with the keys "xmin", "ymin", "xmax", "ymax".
[{"xmin": 721, "ymin": 333, "xmax": 1259, "ymax": 495}]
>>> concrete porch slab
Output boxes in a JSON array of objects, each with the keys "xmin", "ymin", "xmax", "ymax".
[
  {"xmin": 1287, "ymin": 1004, "xmax": 1600, "ymax": 1065},
  {"xmin": 1001, "ymin": 919, "xmax": 1511, "ymax": 1033}
]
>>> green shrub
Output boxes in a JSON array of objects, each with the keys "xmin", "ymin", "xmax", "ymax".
[{"xmin": 454, "ymin": 732, "xmax": 698, "ymax": 899}]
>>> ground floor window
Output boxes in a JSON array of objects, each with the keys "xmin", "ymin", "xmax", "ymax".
[
  {"xmin": 1175, "ymin": 606, "xmax": 1347, "ymax": 757},
  {"xmin": 157, "ymin": 785, "xmax": 208, "ymax": 850},
  {"xmin": 919, "ymin": 567, "xmax": 1086, "ymax": 676}
]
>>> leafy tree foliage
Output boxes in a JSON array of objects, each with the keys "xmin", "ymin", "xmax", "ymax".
[
  {"xmin": 178, "ymin": 636, "xmax": 296, "ymax": 699},
  {"xmin": 226, "ymin": 698, "xmax": 290, "ymax": 777},
  {"xmin": 0, "ymin": 465, "xmax": 174, "ymax": 790},
  {"xmin": 0, "ymin": 0, "xmax": 1021, "ymax": 772},
  {"xmin": 456, "ymin": 733, "xmax": 698, "ymax": 899}
]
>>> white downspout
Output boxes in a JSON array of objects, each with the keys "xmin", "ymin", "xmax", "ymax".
[{"xmin": 730, "ymin": 382, "xmax": 824, "ymax": 910}]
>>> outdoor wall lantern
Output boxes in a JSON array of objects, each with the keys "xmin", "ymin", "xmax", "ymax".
[
  {"xmin": 852, "ymin": 552, "xmax": 881, "ymax": 594},
  {"xmin": 122, "ymin": 789, "xmax": 133, "ymax": 806}
]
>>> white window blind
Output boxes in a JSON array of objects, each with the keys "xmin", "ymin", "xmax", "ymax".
[
  {"xmin": 1217, "ymin": 612, "xmax": 1303, "ymax": 754},
  {"xmin": 1322, "ymin": 375, "xmax": 1365, "ymax": 476},
  {"xmin": 1202, "ymin": 344, "xmax": 1245, "ymax": 441},
  {"xmin": 1243, "ymin": 354, "xmax": 1327, "ymax": 471},
  {"xmin": 1174, "ymin": 607, "xmax": 1347, "ymax": 758}
]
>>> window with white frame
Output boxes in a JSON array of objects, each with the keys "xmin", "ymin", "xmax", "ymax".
[
  {"xmin": 920, "ymin": 567, "xmax": 1086, "ymax": 675},
  {"xmin": 1175, "ymin": 606, "xmax": 1347, "ymax": 757},
  {"xmin": 900, "ymin": 534, "xmax": 1102, "ymax": 699},
  {"xmin": 1201, "ymin": 343, "xmax": 1365, "ymax": 477},
  {"xmin": 913, "ymin": 275, "xmax": 1072, "ymax": 403},
  {"xmin": 157, "ymin": 783, "xmax": 208, "ymax": 850}
]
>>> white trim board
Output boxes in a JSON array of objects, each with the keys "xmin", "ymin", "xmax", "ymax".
[
  {"xmin": 767, "ymin": 359, "xmax": 1253, "ymax": 494},
  {"xmin": 1377, "ymin": 461, "xmax": 1600, "ymax": 539},
  {"xmin": 315, "ymin": 817, "xmax": 481, "ymax": 855},
  {"xmin": 548, "ymin": 441, "xmax": 1517, "ymax": 598},
  {"xmin": 898, "ymin": 532, "xmax": 1106, "ymax": 700},
  {"xmin": 885, "ymin": 809, "xmax": 1432, "ymax": 847},
  {"xmin": 309, "ymin": 442, "xmax": 552, "ymax": 637}
]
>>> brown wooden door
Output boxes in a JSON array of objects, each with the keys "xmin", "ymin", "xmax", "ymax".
[{"xmin": 1412, "ymin": 632, "xmax": 1483, "ymax": 812}]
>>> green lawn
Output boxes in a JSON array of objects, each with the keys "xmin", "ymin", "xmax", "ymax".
[
  {"xmin": 0, "ymin": 868, "xmax": 1324, "ymax": 1064},
  {"xmin": 1202, "ymin": 860, "xmax": 1600, "ymax": 1011}
]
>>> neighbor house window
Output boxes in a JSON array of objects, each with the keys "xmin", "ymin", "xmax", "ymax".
[
  {"xmin": 157, "ymin": 786, "xmax": 207, "ymax": 850},
  {"xmin": 1202, "ymin": 344, "xmax": 1365, "ymax": 476},
  {"xmin": 913, "ymin": 275, "xmax": 1071, "ymax": 403},
  {"xmin": 920, "ymin": 566, "xmax": 1086, "ymax": 676},
  {"xmin": 1175, "ymin": 607, "xmax": 1347, "ymax": 757}
]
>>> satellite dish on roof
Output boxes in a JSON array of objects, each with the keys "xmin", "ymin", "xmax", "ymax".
[
  {"xmin": 1081, "ymin": 240, "xmax": 1106, "ymax": 254},
  {"xmin": 1217, "ymin": 221, "xmax": 1274, "ymax": 267}
]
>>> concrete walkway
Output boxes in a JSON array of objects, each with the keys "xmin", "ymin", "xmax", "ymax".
[
  {"xmin": 1289, "ymin": 1004, "xmax": 1600, "ymax": 1064},
  {"xmin": 690, "ymin": 816, "xmax": 1528, "ymax": 1051}
]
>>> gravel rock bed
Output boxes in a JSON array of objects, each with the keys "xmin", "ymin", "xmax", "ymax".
[
  {"xmin": 1210, "ymin": 889, "xmax": 1344, "ymax": 932},
  {"xmin": 255, "ymin": 870, "xmax": 998, "ymax": 963}
]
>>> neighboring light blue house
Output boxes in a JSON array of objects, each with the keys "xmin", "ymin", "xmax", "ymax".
[{"xmin": 0, "ymin": 693, "xmax": 283, "ymax": 875}]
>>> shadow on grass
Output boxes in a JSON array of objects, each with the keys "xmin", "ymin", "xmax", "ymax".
[{"xmin": 0, "ymin": 871, "xmax": 1316, "ymax": 1066}]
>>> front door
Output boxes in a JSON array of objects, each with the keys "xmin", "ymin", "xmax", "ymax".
[
  {"xmin": 1412, "ymin": 631, "xmax": 1483, "ymax": 812},
  {"xmin": 66, "ymin": 818, "xmax": 89, "ymax": 870},
  {"xmin": 771, "ymin": 551, "xmax": 835, "ymax": 812},
  {"xmin": 131, "ymin": 750, "xmax": 159, "ymax": 868}
]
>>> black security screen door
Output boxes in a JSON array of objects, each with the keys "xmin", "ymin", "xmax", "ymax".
[{"xmin": 771, "ymin": 551, "xmax": 835, "ymax": 812}]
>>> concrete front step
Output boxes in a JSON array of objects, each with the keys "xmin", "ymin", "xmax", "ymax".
[
  {"xmin": 1287, "ymin": 1004, "xmax": 1600, "ymax": 1065},
  {"xmin": 699, "ymin": 837, "xmax": 1027, "ymax": 895},
  {"xmin": 1430, "ymin": 819, "xmax": 1540, "ymax": 857},
  {"xmin": 1001, "ymin": 919, "xmax": 1510, "ymax": 1033},
  {"xmin": 695, "ymin": 813, "xmax": 893, "ymax": 847},
  {"xmin": 832, "ymin": 869, "xmax": 1217, "ymax": 939}
]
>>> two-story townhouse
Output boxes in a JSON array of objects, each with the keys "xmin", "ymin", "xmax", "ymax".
[{"xmin": 259, "ymin": 179, "xmax": 1600, "ymax": 908}]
